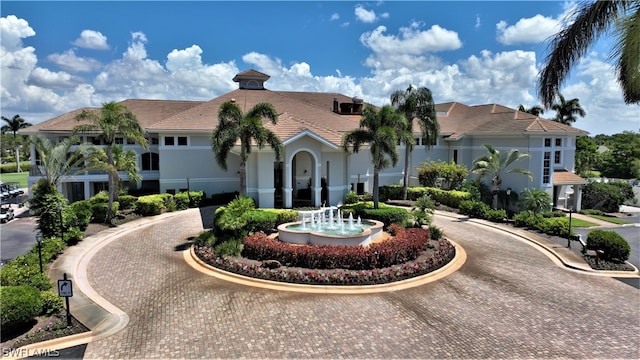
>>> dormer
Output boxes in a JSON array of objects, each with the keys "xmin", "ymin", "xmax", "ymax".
[{"xmin": 233, "ymin": 69, "xmax": 270, "ymax": 90}]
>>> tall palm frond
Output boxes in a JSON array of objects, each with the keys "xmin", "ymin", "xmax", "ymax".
[
  {"xmin": 211, "ymin": 101, "xmax": 283, "ymax": 197},
  {"xmin": 390, "ymin": 85, "xmax": 438, "ymax": 200},
  {"xmin": 343, "ymin": 105, "xmax": 410, "ymax": 208},
  {"xmin": 30, "ymin": 135, "xmax": 99, "ymax": 187},
  {"xmin": 551, "ymin": 94, "xmax": 586, "ymax": 125},
  {"xmin": 538, "ymin": 0, "xmax": 640, "ymax": 107}
]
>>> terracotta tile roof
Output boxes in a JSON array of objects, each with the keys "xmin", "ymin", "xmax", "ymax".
[
  {"xmin": 436, "ymin": 102, "xmax": 589, "ymax": 140},
  {"xmin": 21, "ymin": 87, "xmax": 588, "ymax": 148},
  {"xmin": 20, "ymin": 99, "xmax": 203, "ymax": 134},
  {"xmin": 553, "ymin": 169, "xmax": 587, "ymax": 185},
  {"xmin": 148, "ymin": 89, "xmax": 361, "ymax": 147}
]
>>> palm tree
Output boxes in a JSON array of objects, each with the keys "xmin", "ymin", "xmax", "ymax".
[
  {"xmin": 89, "ymin": 144, "xmax": 142, "ymax": 192},
  {"xmin": 342, "ymin": 105, "xmax": 412, "ymax": 209},
  {"xmin": 30, "ymin": 135, "xmax": 98, "ymax": 187},
  {"xmin": 551, "ymin": 94, "xmax": 586, "ymax": 125},
  {"xmin": 74, "ymin": 102, "xmax": 148, "ymax": 222},
  {"xmin": 518, "ymin": 188, "xmax": 552, "ymax": 214},
  {"xmin": 390, "ymin": 85, "xmax": 439, "ymax": 200},
  {"xmin": 1, "ymin": 114, "xmax": 32, "ymax": 172},
  {"xmin": 517, "ymin": 104, "xmax": 545, "ymax": 116},
  {"xmin": 538, "ymin": 0, "xmax": 640, "ymax": 107},
  {"xmin": 471, "ymin": 144, "xmax": 533, "ymax": 209},
  {"xmin": 211, "ymin": 101, "xmax": 283, "ymax": 197}
]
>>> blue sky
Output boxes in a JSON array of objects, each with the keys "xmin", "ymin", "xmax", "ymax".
[{"xmin": 1, "ymin": 1, "xmax": 638, "ymax": 135}]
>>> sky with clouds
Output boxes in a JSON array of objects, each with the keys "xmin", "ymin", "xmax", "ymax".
[{"xmin": 1, "ymin": 1, "xmax": 638, "ymax": 135}]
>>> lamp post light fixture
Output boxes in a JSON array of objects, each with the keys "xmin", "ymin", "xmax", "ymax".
[
  {"xmin": 505, "ymin": 187, "xmax": 511, "ymax": 218},
  {"xmin": 567, "ymin": 207, "xmax": 574, "ymax": 248},
  {"xmin": 36, "ymin": 233, "xmax": 43, "ymax": 274}
]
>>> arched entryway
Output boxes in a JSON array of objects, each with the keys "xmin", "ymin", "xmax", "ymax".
[{"xmin": 284, "ymin": 149, "xmax": 321, "ymax": 208}]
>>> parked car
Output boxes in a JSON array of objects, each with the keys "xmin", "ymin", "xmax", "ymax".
[{"xmin": 0, "ymin": 205, "xmax": 14, "ymax": 223}]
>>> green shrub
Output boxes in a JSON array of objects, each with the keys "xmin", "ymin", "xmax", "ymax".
[
  {"xmin": 30, "ymin": 181, "xmax": 68, "ymax": 238},
  {"xmin": 88, "ymin": 191, "xmax": 109, "ymax": 204},
  {"xmin": 39, "ymin": 290, "xmax": 65, "ymax": 316},
  {"xmin": 484, "ymin": 209, "xmax": 507, "ymax": 223},
  {"xmin": 361, "ymin": 208, "xmax": 408, "ymax": 229},
  {"xmin": 518, "ymin": 188, "xmax": 551, "ymax": 214},
  {"xmin": 194, "ymin": 231, "xmax": 217, "ymax": 247},
  {"xmin": 64, "ymin": 227, "xmax": 85, "ymax": 245},
  {"xmin": 91, "ymin": 201, "xmax": 119, "ymax": 223},
  {"xmin": 587, "ymin": 229, "xmax": 631, "ymax": 261},
  {"xmin": 0, "ymin": 286, "xmax": 43, "ymax": 328},
  {"xmin": 582, "ymin": 181, "xmax": 635, "ymax": 212},
  {"xmin": 513, "ymin": 210, "xmax": 543, "ymax": 229},
  {"xmin": 461, "ymin": 180, "xmax": 482, "ymax": 201},
  {"xmin": 174, "ymin": 191, "xmax": 204, "ymax": 209},
  {"xmin": 541, "ymin": 210, "xmax": 568, "ymax": 218},
  {"xmin": 117, "ymin": 195, "xmax": 138, "ymax": 210},
  {"xmin": 344, "ymin": 190, "xmax": 359, "ymax": 204},
  {"xmin": 0, "ymin": 253, "xmax": 54, "ymax": 291},
  {"xmin": 276, "ymin": 209, "xmax": 299, "ymax": 225},
  {"xmin": 0, "ymin": 162, "xmax": 31, "ymax": 173},
  {"xmin": 429, "ymin": 225, "xmax": 443, "ymax": 240},
  {"xmin": 580, "ymin": 209, "xmax": 604, "ymax": 216},
  {"xmin": 215, "ymin": 239, "xmax": 243, "ymax": 258},
  {"xmin": 459, "ymin": 200, "xmax": 490, "ymax": 218},
  {"xmin": 35, "ymin": 237, "xmax": 66, "ymax": 262},
  {"xmin": 244, "ymin": 210, "xmax": 280, "ymax": 234},
  {"xmin": 213, "ymin": 196, "xmax": 255, "ymax": 237},
  {"xmin": 67, "ymin": 200, "xmax": 93, "ymax": 230},
  {"xmin": 135, "ymin": 194, "xmax": 167, "ymax": 216},
  {"xmin": 416, "ymin": 160, "xmax": 469, "ymax": 190}
]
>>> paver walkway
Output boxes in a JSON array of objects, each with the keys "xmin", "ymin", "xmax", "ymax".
[{"xmin": 80, "ymin": 209, "xmax": 639, "ymax": 359}]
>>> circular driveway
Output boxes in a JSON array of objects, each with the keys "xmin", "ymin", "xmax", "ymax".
[{"xmin": 82, "ymin": 210, "xmax": 639, "ymax": 359}]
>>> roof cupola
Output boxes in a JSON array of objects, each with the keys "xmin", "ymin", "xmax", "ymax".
[{"xmin": 233, "ymin": 69, "xmax": 270, "ymax": 90}]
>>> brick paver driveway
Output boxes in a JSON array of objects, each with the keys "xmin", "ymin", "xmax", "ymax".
[{"xmin": 83, "ymin": 209, "xmax": 639, "ymax": 359}]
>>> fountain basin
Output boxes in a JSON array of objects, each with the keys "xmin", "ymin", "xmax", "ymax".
[{"xmin": 277, "ymin": 219, "xmax": 384, "ymax": 247}]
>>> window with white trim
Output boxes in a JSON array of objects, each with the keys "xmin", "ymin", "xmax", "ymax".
[{"xmin": 543, "ymin": 151, "xmax": 551, "ymax": 183}]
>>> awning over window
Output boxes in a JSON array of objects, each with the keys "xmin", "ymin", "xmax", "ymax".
[{"xmin": 552, "ymin": 169, "xmax": 587, "ymax": 185}]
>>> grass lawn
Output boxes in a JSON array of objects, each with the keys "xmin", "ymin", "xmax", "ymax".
[
  {"xmin": 570, "ymin": 218, "xmax": 599, "ymax": 228},
  {"xmin": 0, "ymin": 172, "xmax": 28, "ymax": 188},
  {"xmin": 585, "ymin": 214, "xmax": 631, "ymax": 225}
]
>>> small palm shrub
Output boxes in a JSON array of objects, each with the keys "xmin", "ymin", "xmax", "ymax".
[
  {"xmin": 344, "ymin": 190, "xmax": 359, "ymax": 204},
  {"xmin": 0, "ymin": 285, "xmax": 43, "ymax": 328},
  {"xmin": 587, "ymin": 229, "xmax": 631, "ymax": 261},
  {"xmin": 518, "ymin": 188, "xmax": 551, "ymax": 214},
  {"xmin": 214, "ymin": 239, "xmax": 243, "ymax": 258}
]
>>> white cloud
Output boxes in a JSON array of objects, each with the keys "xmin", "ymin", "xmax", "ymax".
[
  {"xmin": 72, "ymin": 30, "xmax": 109, "ymax": 50},
  {"xmin": 48, "ymin": 49, "xmax": 102, "ymax": 72},
  {"xmin": 1, "ymin": 14, "xmax": 636, "ymax": 136},
  {"xmin": 496, "ymin": 15, "xmax": 560, "ymax": 45},
  {"xmin": 0, "ymin": 15, "xmax": 35, "ymax": 51},
  {"xmin": 355, "ymin": 5, "xmax": 377, "ymax": 23},
  {"xmin": 330, "ymin": 13, "xmax": 339, "ymax": 21},
  {"xmin": 360, "ymin": 23, "xmax": 461, "ymax": 70}
]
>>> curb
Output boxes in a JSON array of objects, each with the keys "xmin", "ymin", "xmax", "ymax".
[
  {"xmin": 185, "ymin": 239, "xmax": 467, "ymax": 294},
  {"xmin": 434, "ymin": 210, "xmax": 640, "ymax": 278}
]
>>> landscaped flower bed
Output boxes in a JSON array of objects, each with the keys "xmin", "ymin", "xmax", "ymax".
[{"xmin": 195, "ymin": 226, "xmax": 456, "ymax": 286}]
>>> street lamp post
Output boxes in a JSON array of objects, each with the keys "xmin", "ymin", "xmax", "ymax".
[
  {"xmin": 505, "ymin": 187, "xmax": 511, "ymax": 219},
  {"xmin": 36, "ymin": 233, "xmax": 43, "ymax": 274},
  {"xmin": 567, "ymin": 207, "xmax": 573, "ymax": 248}
]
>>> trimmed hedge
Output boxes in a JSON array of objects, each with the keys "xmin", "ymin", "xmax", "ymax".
[
  {"xmin": 0, "ymin": 162, "xmax": 31, "ymax": 173},
  {"xmin": 513, "ymin": 210, "xmax": 576, "ymax": 238},
  {"xmin": 0, "ymin": 285, "xmax": 43, "ymax": 328},
  {"xmin": 587, "ymin": 229, "xmax": 631, "ymax": 261},
  {"xmin": 117, "ymin": 195, "xmax": 138, "ymax": 210},
  {"xmin": 380, "ymin": 185, "xmax": 471, "ymax": 208},
  {"xmin": 174, "ymin": 191, "xmax": 204, "ymax": 209},
  {"xmin": 241, "ymin": 224, "xmax": 431, "ymax": 270},
  {"xmin": 135, "ymin": 194, "xmax": 167, "ymax": 216}
]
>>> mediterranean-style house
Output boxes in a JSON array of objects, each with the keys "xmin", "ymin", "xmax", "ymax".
[{"xmin": 21, "ymin": 70, "xmax": 589, "ymax": 210}]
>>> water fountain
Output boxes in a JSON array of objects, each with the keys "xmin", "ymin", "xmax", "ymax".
[{"xmin": 277, "ymin": 206, "xmax": 383, "ymax": 246}]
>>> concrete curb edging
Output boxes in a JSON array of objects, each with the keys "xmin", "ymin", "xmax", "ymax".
[
  {"xmin": 435, "ymin": 211, "xmax": 640, "ymax": 278},
  {"xmin": 186, "ymin": 239, "xmax": 467, "ymax": 294},
  {"xmin": 6, "ymin": 210, "xmax": 199, "ymax": 359}
]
